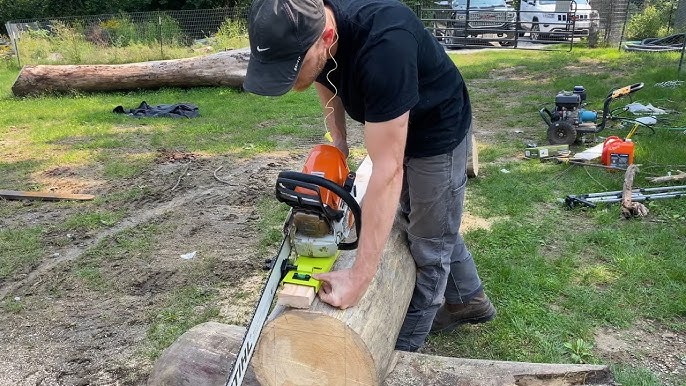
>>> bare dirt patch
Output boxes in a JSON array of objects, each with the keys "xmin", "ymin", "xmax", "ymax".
[
  {"xmin": 0, "ymin": 151, "xmax": 308, "ymax": 386},
  {"xmin": 594, "ymin": 319, "xmax": 686, "ymax": 386}
]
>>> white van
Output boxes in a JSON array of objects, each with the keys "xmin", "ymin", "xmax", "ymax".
[{"xmin": 518, "ymin": 0, "xmax": 599, "ymax": 41}]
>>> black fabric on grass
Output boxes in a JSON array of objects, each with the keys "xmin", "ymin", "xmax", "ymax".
[{"xmin": 113, "ymin": 101, "xmax": 199, "ymax": 118}]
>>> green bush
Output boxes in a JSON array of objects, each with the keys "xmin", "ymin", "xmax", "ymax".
[
  {"xmin": 625, "ymin": 2, "xmax": 675, "ymax": 40},
  {"xmin": 213, "ymin": 18, "xmax": 248, "ymax": 50}
]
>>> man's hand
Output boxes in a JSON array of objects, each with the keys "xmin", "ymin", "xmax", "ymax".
[{"xmin": 313, "ymin": 269, "xmax": 371, "ymax": 309}]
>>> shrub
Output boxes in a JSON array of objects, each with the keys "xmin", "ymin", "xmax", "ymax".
[
  {"xmin": 213, "ymin": 19, "xmax": 248, "ymax": 50},
  {"xmin": 625, "ymin": 2, "xmax": 675, "ymax": 40}
]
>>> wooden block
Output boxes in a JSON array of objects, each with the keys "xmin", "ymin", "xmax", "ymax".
[{"xmin": 276, "ymin": 283, "xmax": 316, "ymax": 309}]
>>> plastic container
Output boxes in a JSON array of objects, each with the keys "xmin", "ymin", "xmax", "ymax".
[{"xmin": 601, "ymin": 136, "xmax": 634, "ymax": 169}]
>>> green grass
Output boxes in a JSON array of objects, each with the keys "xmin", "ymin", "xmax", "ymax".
[
  {"xmin": 1, "ymin": 46, "xmax": 685, "ymax": 384},
  {"xmin": 145, "ymin": 286, "xmax": 220, "ymax": 359},
  {"xmin": 0, "ymin": 227, "xmax": 44, "ymax": 280}
]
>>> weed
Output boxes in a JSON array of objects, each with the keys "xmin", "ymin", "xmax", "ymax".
[{"xmin": 563, "ymin": 338, "xmax": 595, "ymax": 364}]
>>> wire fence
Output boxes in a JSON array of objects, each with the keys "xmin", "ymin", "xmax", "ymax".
[
  {"xmin": 414, "ymin": 0, "xmax": 632, "ymax": 50},
  {"xmin": 3, "ymin": 1, "xmax": 686, "ymax": 69},
  {"xmin": 5, "ymin": 7, "xmax": 249, "ymax": 66}
]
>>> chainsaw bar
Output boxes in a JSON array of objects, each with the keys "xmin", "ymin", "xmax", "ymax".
[{"xmin": 224, "ymin": 234, "xmax": 291, "ymax": 386}]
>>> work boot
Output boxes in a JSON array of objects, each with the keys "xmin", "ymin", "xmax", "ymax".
[{"xmin": 430, "ymin": 290, "xmax": 496, "ymax": 333}]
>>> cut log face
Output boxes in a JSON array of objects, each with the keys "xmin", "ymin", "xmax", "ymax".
[
  {"xmin": 11, "ymin": 48, "xmax": 250, "ymax": 97},
  {"xmin": 256, "ymin": 311, "xmax": 376, "ymax": 384}
]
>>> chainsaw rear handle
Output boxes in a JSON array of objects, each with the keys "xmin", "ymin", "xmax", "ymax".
[{"xmin": 276, "ymin": 171, "xmax": 362, "ymax": 250}]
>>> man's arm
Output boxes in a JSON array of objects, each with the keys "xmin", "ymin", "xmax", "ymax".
[
  {"xmin": 313, "ymin": 111, "xmax": 408, "ymax": 309},
  {"xmin": 315, "ymin": 82, "xmax": 348, "ymax": 157}
]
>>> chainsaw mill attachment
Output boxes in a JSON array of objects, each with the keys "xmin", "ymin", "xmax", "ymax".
[{"xmin": 275, "ymin": 144, "xmax": 362, "ymax": 293}]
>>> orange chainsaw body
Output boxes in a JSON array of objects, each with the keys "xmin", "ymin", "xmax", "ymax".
[{"xmin": 297, "ymin": 144, "xmax": 349, "ymax": 211}]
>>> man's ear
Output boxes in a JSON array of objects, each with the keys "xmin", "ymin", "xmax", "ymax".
[{"xmin": 321, "ymin": 27, "xmax": 336, "ymax": 47}]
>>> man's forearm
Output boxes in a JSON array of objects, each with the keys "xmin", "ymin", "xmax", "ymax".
[
  {"xmin": 352, "ymin": 161, "xmax": 403, "ymax": 282},
  {"xmin": 352, "ymin": 113, "xmax": 408, "ymax": 283}
]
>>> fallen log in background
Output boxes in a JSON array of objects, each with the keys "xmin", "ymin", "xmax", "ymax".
[{"xmin": 11, "ymin": 48, "xmax": 250, "ymax": 97}]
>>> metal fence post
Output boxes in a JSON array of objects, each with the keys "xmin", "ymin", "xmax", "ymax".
[
  {"xmin": 5, "ymin": 21, "xmax": 21, "ymax": 67},
  {"xmin": 618, "ymin": 0, "xmax": 629, "ymax": 51},
  {"xmin": 159, "ymin": 13, "xmax": 164, "ymax": 59}
]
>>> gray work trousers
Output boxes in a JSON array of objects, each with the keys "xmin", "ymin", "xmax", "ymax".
[{"xmin": 394, "ymin": 137, "xmax": 483, "ymax": 352}]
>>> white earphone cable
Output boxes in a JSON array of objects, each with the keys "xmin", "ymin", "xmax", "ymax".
[{"xmin": 323, "ymin": 27, "xmax": 339, "ymax": 142}]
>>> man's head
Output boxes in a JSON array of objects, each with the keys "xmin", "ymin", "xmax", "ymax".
[{"xmin": 243, "ymin": 0, "xmax": 336, "ymax": 96}]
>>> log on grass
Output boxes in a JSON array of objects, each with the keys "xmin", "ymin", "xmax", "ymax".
[
  {"xmin": 11, "ymin": 48, "xmax": 250, "ymax": 97},
  {"xmin": 251, "ymin": 222, "xmax": 416, "ymax": 386},
  {"xmin": 148, "ymin": 322, "xmax": 259, "ymax": 386}
]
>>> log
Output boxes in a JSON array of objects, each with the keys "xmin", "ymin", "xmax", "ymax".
[
  {"xmin": 11, "ymin": 48, "xmax": 250, "ymax": 97},
  {"xmin": 148, "ymin": 323, "xmax": 616, "ymax": 386},
  {"xmin": 385, "ymin": 351, "xmax": 615, "ymax": 385},
  {"xmin": 147, "ymin": 322, "xmax": 258, "ymax": 386},
  {"xmin": 647, "ymin": 170, "xmax": 686, "ymax": 183},
  {"xmin": 251, "ymin": 223, "xmax": 415, "ymax": 385}
]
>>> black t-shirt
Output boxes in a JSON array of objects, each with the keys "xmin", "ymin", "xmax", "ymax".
[{"xmin": 316, "ymin": 0, "xmax": 472, "ymax": 158}]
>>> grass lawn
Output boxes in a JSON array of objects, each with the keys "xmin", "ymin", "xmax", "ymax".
[{"xmin": 0, "ymin": 46, "xmax": 684, "ymax": 385}]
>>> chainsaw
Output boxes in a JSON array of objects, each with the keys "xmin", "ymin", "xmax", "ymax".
[{"xmin": 225, "ymin": 144, "xmax": 362, "ymax": 386}]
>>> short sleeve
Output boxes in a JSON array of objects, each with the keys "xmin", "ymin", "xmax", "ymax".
[{"xmin": 357, "ymin": 29, "xmax": 419, "ymax": 122}]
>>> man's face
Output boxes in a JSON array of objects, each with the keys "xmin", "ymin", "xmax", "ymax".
[{"xmin": 293, "ymin": 40, "xmax": 327, "ymax": 92}]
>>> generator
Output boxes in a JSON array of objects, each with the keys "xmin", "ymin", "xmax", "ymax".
[{"xmin": 540, "ymin": 83, "xmax": 644, "ymax": 145}]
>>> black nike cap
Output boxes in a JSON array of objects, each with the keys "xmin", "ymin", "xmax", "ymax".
[{"xmin": 243, "ymin": 0, "xmax": 326, "ymax": 96}]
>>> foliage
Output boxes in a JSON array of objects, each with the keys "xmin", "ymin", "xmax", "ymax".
[
  {"xmin": 13, "ymin": 14, "xmax": 202, "ymax": 65},
  {"xmin": 0, "ymin": 0, "xmax": 233, "ymax": 35},
  {"xmin": 563, "ymin": 338, "xmax": 595, "ymax": 364},
  {"xmin": 212, "ymin": 18, "xmax": 248, "ymax": 50},
  {"xmin": 94, "ymin": 14, "xmax": 185, "ymax": 47},
  {"xmin": 625, "ymin": 1, "xmax": 677, "ymax": 40}
]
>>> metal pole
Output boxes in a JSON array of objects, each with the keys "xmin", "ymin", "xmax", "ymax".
[
  {"xmin": 159, "ymin": 13, "xmax": 163, "ymax": 59},
  {"xmin": 5, "ymin": 22, "xmax": 21, "ymax": 68},
  {"xmin": 679, "ymin": 32, "xmax": 686, "ymax": 74},
  {"xmin": 618, "ymin": 0, "xmax": 630, "ymax": 51}
]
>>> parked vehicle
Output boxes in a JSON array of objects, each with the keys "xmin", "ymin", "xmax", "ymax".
[
  {"xmin": 518, "ymin": 0, "xmax": 599, "ymax": 41},
  {"xmin": 439, "ymin": 0, "xmax": 518, "ymax": 47}
]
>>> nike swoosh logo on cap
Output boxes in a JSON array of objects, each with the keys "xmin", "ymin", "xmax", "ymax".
[{"xmin": 256, "ymin": 46, "xmax": 270, "ymax": 52}]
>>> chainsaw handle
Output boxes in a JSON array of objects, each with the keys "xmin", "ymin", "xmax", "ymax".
[{"xmin": 276, "ymin": 171, "xmax": 362, "ymax": 250}]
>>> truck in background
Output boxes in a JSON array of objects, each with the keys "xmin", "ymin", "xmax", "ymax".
[{"xmin": 518, "ymin": 0, "xmax": 599, "ymax": 41}]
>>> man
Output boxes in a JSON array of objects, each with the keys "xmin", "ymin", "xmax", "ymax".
[{"xmin": 243, "ymin": 0, "xmax": 496, "ymax": 352}]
